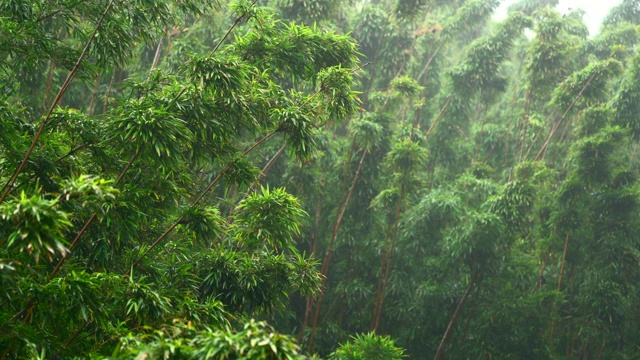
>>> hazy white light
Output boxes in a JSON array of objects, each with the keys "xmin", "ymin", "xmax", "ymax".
[{"xmin": 494, "ymin": 0, "xmax": 625, "ymax": 37}]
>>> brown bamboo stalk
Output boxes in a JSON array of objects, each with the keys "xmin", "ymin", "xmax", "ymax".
[
  {"xmin": 336, "ymin": 139, "xmax": 357, "ymax": 214},
  {"xmin": 517, "ymin": 89, "xmax": 533, "ymax": 163},
  {"xmin": 372, "ymin": 183, "xmax": 405, "ymax": 332},
  {"xmin": 434, "ymin": 271, "xmax": 479, "ymax": 360},
  {"xmin": 298, "ymin": 296, "xmax": 314, "ymax": 343},
  {"xmin": 213, "ymin": 144, "xmax": 287, "ymax": 247},
  {"xmin": 550, "ymin": 234, "xmax": 571, "ymax": 342},
  {"xmin": 425, "ymin": 96, "xmax": 452, "ymax": 139},
  {"xmin": 103, "ymin": 69, "xmax": 117, "ymax": 113},
  {"xmin": 458, "ymin": 286, "xmax": 481, "ymax": 345},
  {"xmin": 88, "ymin": 74, "xmax": 100, "ymax": 116},
  {"xmin": 312, "ymin": 193, "xmax": 323, "ymax": 255},
  {"xmin": 6, "ymin": 145, "xmax": 87, "ymax": 198},
  {"xmin": 629, "ymin": 143, "xmax": 639, "ymax": 170},
  {"xmin": 522, "ymin": 111, "xmax": 554, "ymax": 160},
  {"xmin": 482, "ymin": 120, "xmax": 519, "ymax": 164},
  {"xmin": 538, "ymin": 257, "xmax": 545, "ymax": 290},
  {"xmin": 417, "ymin": 43, "xmax": 443, "ymax": 82},
  {"xmin": 556, "ymin": 109, "xmax": 579, "ymax": 145},
  {"xmin": 42, "ymin": 60, "xmax": 56, "ymax": 110},
  {"xmin": 301, "ymin": 134, "xmax": 357, "ymax": 340},
  {"xmin": 371, "ymin": 217, "xmax": 394, "ymax": 330},
  {"xmin": 307, "ymin": 149, "xmax": 368, "ymax": 352},
  {"xmin": 298, "ymin": 191, "xmax": 323, "ymax": 343},
  {"xmin": 361, "ymin": 21, "xmax": 389, "ymax": 109},
  {"xmin": 535, "ymin": 72, "xmax": 598, "ymax": 161},
  {"xmin": 597, "ymin": 341, "xmax": 606, "ymax": 359},
  {"xmin": 244, "ymin": 145, "xmax": 286, "ymax": 196},
  {"xmin": 557, "ymin": 234, "xmax": 570, "ymax": 291},
  {"xmin": 150, "ymin": 33, "xmax": 165, "ymax": 72}
]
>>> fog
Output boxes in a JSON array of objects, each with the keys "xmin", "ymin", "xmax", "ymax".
[{"xmin": 495, "ymin": 0, "xmax": 624, "ymax": 36}]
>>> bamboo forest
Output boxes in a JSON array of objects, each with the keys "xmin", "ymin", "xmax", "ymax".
[{"xmin": 3, "ymin": 0, "xmax": 640, "ymax": 358}]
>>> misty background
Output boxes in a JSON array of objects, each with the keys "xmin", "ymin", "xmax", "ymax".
[{"xmin": 496, "ymin": 0, "xmax": 624, "ymax": 35}]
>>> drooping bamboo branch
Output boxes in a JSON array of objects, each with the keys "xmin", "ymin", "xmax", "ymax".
[
  {"xmin": 213, "ymin": 144, "xmax": 287, "ymax": 247},
  {"xmin": 47, "ymin": 151, "xmax": 139, "ymax": 281},
  {"xmin": 67, "ymin": 1, "xmax": 261, "ymax": 280},
  {"xmin": 125, "ymin": 51, "xmax": 343, "ymax": 276},
  {"xmin": 125, "ymin": 131, "xmax": 277, "ymax": 275},
  {"xmin": 0, "ymin": 0, "xmax": 117, "ymax": 206},
  {"xmin": 6, "ymin": 5, "xmax": 258, "ymax": 335},
  {"xmin": 167, "ymin": 0, "xmax": 258, "ymax": 108},
  {"xmin": 4, "ymin": 150, "xmax": 140, "ymax": 330}
]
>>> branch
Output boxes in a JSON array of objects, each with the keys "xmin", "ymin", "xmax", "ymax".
[
  {"xmin": 125, "ymin": 131, "xmax": 277, "ymax": 276},
  {"xmin": 0, "ymin": 0, "xmax": 116, "ymax": 206},
  {"xmin": 47, "ymin": 151, "xmax": 139, "ymax": 281}
]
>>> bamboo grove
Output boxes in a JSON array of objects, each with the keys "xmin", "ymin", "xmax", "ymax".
[{"xmin": 2, "ymin": 0, "xmax": 640, "ymax": 358}]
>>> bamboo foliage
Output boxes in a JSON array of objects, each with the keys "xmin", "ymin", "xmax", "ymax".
[{"xmin": 4, "ymin": 0, "xmax": 640, "ymax": 359}]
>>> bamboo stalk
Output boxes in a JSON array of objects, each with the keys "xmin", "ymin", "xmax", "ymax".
[
  {"xmin": 372, "ymin": 182, "xmax": 405, "ymax": 332},
  {"xmin": 307, "ymin": 149, "xmax": 368, "ymax": 352},
  {"xmin": 88, "ymin": 74, "xmax": 100, "ymax": 116},
  {"xmin": 550, "ymin": 234, "xmax": 571, "ymax": 342},
  {"xmin": 371, "ymin": 218, "xmax": 394, "ymax": 330},
  {"xmin": 534, "ymin": 72, "xmax": 598, "ymax": 161},
  {"xmin": 557, "ymin": 234, "xmax": 570, "ymax": 291},
  {"xmin": 434, "ymin": 271, "xmax": 479, "ymax": 360}
]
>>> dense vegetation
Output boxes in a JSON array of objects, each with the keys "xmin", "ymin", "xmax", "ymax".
[{"xmin": 2, "ymin": 0, "xmax": 640, "ymax": 358}]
